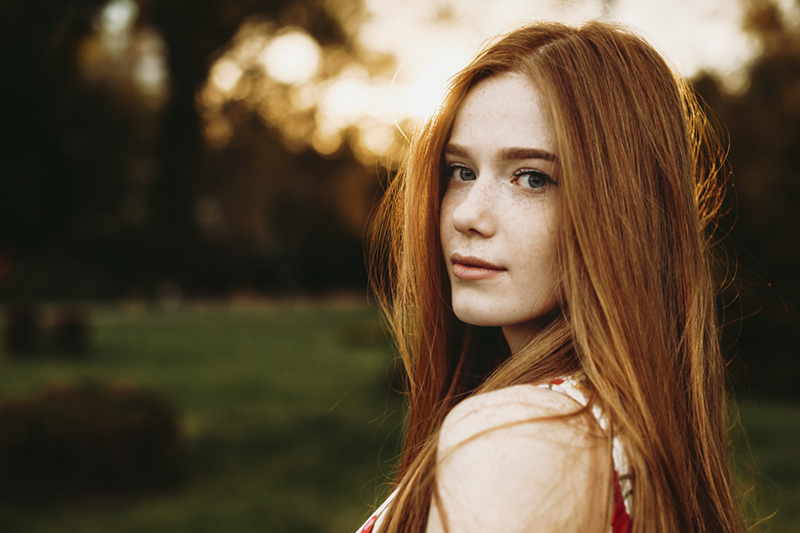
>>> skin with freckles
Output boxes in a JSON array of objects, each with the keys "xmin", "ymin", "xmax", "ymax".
[{"xmin": 440, "ymin": 73, "xmax": 561, "ymax": 352}]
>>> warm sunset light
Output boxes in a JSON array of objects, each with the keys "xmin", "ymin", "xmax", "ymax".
[
  {"xmin": 98, "ymin": 0, "xmax": 138, "ymax": 39},
  {"xmin": 392, "ymin": 45, "xmax": 473, "ymax": 123},
  {"xmin": 77, "ymin": 0, "xmax": 169, "ymax": 108},
  {"xmin": 259, "ymin": 29, "xmax": 321, "ymax": 85},
  {"xmin": 132, "ymin": 29, "xmax": 168, "ymax": 99},
  {"xmin": 360, "ymin": 0, "xmax": 759, "ymax": 118},
  {"xmin": 197, "ymin": 0, "xmax": 760, "ymax": 161},
  {"xmin": 210, "ymin": 59, "xmax": 243, "ymax": 94}
]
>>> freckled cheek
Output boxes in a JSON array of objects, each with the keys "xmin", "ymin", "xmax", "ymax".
[
  {"xmin": 439, "ymin": 210, "xmax": 456, "ymax": 256},
  {"xmin": 509, "ymin": 210, "xmax": 560, "ymax": 281},
  {"xmin": 439, "ymin": 197, "xmax": 452, "ymax": 241}
]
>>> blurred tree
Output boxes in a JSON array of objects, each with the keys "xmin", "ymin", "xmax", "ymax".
[
  {"xmin": 0, "ymin": 0, "xmax": 376, "ymax": 299},
  {"xmin": 140, "ymin": 0, "xmax": 384, "ymax": 293},
  {"xmin": 694, "ymin": 0, "xmax": 800, "ymax": 395},
  {"xmin": 0, "ymin": 0, "xmax": 107, "ymax": 253},
  {"xmin": 138, "ymin": 0, "xmax": 357, "ymax": 279}
]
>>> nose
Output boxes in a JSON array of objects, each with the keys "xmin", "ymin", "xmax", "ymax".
[{"xmin": 449, "ymin": 180, "xmax": 497, "ymax": 237}]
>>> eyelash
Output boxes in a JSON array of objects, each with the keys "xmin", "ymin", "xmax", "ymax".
[
  {"xmin": 442, "ymin": 162, "xmax": 475, "ymax": 182},
  {"xmin": 442, "ymin": 163, "xmax": 556, "ymax": 190},
  {"xmin": 513, "ymin": 168, "xmax": 556, "ymax": 190}
]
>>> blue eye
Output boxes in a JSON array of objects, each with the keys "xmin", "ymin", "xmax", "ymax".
[
  {"xmin": 448, "ymin": 164, "xmax": 476, "ymax": 181},
  {"xmin": 515, "ymin": 169, "xmax": 552, "ymax": 190}
]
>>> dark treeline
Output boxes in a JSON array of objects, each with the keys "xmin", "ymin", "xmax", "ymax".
[
  {"xmin": 694, "ymin": 0, "xmax": 800, "ymax": 395},
  {"xmin": 0, "ymin": 0, "xmax": 797, "ymax": 394},
  {"xmin": 0, "ymin": 0, "xmax": 374, "ymax": 300}
]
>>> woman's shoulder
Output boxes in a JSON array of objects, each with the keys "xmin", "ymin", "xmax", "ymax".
[
  {"xmin": 439, "ymin": 383, "xmax": 596, "ymax": 448},
  {"xmin": 429, "ymin": 384, "xmax": 610, "ymax": 533}
]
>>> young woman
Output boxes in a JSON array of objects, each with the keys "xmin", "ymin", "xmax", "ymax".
[{"xmin": 361, "ymin": 20, "xmax": 744, "ymax": 533}]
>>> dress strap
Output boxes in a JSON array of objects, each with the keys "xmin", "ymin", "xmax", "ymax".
[
  {"xmin": 356, "ymin": 489, "xmax": 396, "ymax": 533},
  {"xmin": 538, "ymin": 376, "xmax": 633, "ymax": 521}
]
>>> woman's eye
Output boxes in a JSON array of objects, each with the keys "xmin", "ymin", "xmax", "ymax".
[
  {"xmin": 515, "ymin": 169, "xmax": 552, "ymax": 190},
  {"xmin": 449, "ymin": 164, "xmax": 476, "ymax": 181}
]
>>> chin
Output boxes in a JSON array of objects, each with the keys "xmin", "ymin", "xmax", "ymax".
[
  {"xmin": 451, "ymin": 306, "xmax": 506, "ymax": 328},
  {"xmin": 451, "ymin": 298, "xmax": 561, "ymax": 331}
]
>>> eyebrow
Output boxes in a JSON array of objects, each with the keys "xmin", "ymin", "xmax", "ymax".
[{"xmin": 444, "ymin": 143, "xmax": 558, "ymax": 162}]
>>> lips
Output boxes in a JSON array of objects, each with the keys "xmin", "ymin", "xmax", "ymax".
[{"xmin": 450, "ymin": 253, "xmax": 506, "ymax": 281}]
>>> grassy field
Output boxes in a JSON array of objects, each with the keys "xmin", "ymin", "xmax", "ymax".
[
  {"xmin": 0, "ymin": 302, "xmax": 797, "ymax": 532},
  {"xmin": 734, "ymin": 397, "xmax": 800, "ymax": 532}
]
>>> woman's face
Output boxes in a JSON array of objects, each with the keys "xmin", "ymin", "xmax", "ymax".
[{"xmin": 440, "ymin": 73, "xmax": 561, "ymax": 352}]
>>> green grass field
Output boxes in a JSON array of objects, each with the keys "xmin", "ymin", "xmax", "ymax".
[{"xmin": 0, "ymin": 302, "xmax": 797, "ymax": 532}]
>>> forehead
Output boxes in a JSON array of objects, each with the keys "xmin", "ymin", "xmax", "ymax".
[{"xmin": 449, "ymin": 73, "xmax": 555, "ymax": 153}]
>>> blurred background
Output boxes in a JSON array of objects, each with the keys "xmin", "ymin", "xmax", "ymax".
[{"xmin": 0, "ymin": 0, "xmax": 798, "ymax": 531}]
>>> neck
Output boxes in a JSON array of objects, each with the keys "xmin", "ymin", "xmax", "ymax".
[{"xmin": 502, "ymin": 320, "xmax": 543, "ymax": 353}]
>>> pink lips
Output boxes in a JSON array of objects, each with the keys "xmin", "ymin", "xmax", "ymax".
[{"xmin": 451, "ymin": 253, "xmax": 506, "ymax": 280}]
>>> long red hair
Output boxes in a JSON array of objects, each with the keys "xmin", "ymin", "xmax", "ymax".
[{"xmin": 369, "ymin": 20, "xmax": 743, "ymax": 532}]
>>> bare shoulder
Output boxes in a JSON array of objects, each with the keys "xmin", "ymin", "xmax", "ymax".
[
  {"xmin": 428, "ymin": 385, "xmax": 611, "ymax": 533},
  {"xmin": 438, "ymin": 384, "xmax": 597, "ymax": 449}
]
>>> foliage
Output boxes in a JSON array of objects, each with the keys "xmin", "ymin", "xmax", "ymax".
[
  {"xmin": 693, "ymin": 0, "xmax": 800, "ymax": 394},
  {"xmin": 0, "ymin": 380, "xmax": 183, "ymax": 501},
  {"xmin": 0, "ymin": 304, "xmax": 403, "ymax": 532},
  {"xmin": 3, "ymin": 304, "xmax": 41, "ymax": 355},
  {"xmin": 4, "ymin": 304, "xmax": 90, "ymax": 356},
  {"xmin": 0, "ymin": 0, "xmax": 377, "ymax": 300}
]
